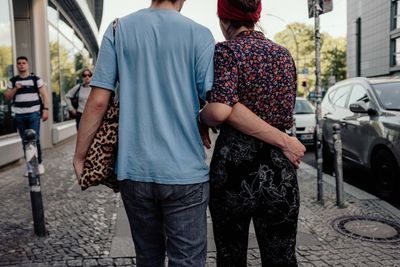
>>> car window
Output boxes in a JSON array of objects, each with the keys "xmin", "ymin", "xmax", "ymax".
[
  {"xmin": 330, "ymin": 85, "xmax": 351, "ymax": 108},
  {"xmin": 348, "ymin": 84, "xmax": 369, "ymax": 105},
  {"xmin": 295, "ymin": 99, "xmax": 315, "ymax": 114},
  {"xmin": 372, "ymin": 82, "xmax": 400, "ymax": 111}
]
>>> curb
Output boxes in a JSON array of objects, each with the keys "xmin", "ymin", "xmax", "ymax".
[{"xmin": 300, "ymin": 161, "xmax": 400, "ymax": 218}]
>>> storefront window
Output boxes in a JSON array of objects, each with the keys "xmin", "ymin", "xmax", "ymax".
[
  {"xmin": 47, "ymin": 1, "xmax": 93, "ymax": 123},
  {"xmin": 0, "ymin": 0, "xmax": 16, "ymax": 136}
]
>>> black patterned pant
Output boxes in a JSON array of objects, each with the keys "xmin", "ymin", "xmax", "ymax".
[{"xmin": 209, "ymin": 125, "xmax": 300, "ymax": 267}]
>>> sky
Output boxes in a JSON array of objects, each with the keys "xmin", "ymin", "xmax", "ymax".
[{"xmin": 98, "ymin": 0, "xmax": 347, "ymax": 43}]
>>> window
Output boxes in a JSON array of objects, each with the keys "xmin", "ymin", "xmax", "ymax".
[
  {"xmin": 348, "ymin": 84, "xmax": 369, "ymax": 105},
  {"xmin": 47, "ymin": 1, "xmax": 93, "ymax": 123},
  {"xmin": 330, "ymin": 85, "xmax": 351, "ymax": 108},
  {"xmin": 0, "ymin": 0, "xmax": 16, "ymax": 136},
  {"xmin": 392, "ymin": 38, "xmax": 400, "ymax": 66},
  {"xmin": 372, "ymin": 82, "xmax": 400, "ymax": 110},
  {"xmin": 393, "ymin": 0, "xmax": 400, "ymax": 30}
]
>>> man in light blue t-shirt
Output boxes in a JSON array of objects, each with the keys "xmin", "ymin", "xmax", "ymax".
[{"xmin": 73, "ymin": 0, "xmax": 214, "ymax": 265}]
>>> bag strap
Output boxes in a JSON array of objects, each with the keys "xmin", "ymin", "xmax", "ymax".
[
  {"xmin": 112, "ymin": 18, "xmax": 119, "ymax": 40},
  {"xmin": 74, "ymin": 83, "xmax": 81, "ymax": 99},
  {"xmin": 112, "ymin": 18, "xmax": 119, "ymax": 99}
]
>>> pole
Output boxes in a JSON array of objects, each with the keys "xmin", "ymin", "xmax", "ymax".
[
  {"xmin": 332, "ymin": 124, "xmax": 345, "ymax": 208},
  {"xmin": 314, "ymin": 0, "xmax": 324, "ymax": 204},
  {"xmin": 291, "ymin": 117, "xmax": 297, "ymax": 137},
  {"xmin": 24, "ymin": 129, "xmax": 46, "ymax": 236}
]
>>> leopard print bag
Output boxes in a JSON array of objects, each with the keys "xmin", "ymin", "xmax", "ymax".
[
  {"xmin": 79, "ymin": 98, "xmax": 119, "ymax": 192},
  {"xmin": 79, "ymin": 18, "xmax": 120, "ymax": 193}
]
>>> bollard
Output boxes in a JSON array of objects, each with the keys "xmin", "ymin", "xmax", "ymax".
[
  {"xmin": 332, "ymin": 124, "xmax": 345, "ymax": 208},
  {"xmin": 291, "ymin": 117, "xmax": 297, "ymax": 137},
  {"xmin": 24, "ymin": 129, "xmax": 46, "ymax": 236}
]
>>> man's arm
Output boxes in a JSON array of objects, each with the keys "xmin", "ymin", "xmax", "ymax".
[
  {"xmin": 200, "ymin": 102, "xmax": 305, "ymax": 168},
  {"xmin": 4, "ymin": 82, "xmax": 22, "ymax": 101},
  {"xmin": 38, "ymin": 85, "xmax": 50, "ymax": 121},
  {"xmin": 73, "ymin": 87, "xmax": 112, "ymax": 178}
]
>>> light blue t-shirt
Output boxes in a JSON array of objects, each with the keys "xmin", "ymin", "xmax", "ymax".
[{"xmin": 91, "ymin": 8, "xmax": 215, "ymax": 184}]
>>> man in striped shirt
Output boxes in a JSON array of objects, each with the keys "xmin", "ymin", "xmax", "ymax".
[{"xmin": 4, "ymin": 56, "xmax": 49, "ymax": 175}]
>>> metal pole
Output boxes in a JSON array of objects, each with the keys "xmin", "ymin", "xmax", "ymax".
[
  {"xmin": 332, "ymin": 124, "xmax": 345, "ymax": 208},
  {"xmin": 314, "ymin": 0, "xmax": 324, "ymax": 204},
  {"xmin": 24, "ymin": 129, "xmax": 46, "ymax": 236},
  {"xmin": 291, "ymin": 116, "xmax": 297, "ymax": 137}
]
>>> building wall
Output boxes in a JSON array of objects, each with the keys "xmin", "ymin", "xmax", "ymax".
[
  {"xmin": 0, "ymin": 0, "xmax": 102, "ymax": 168},
  {"xmin": 347, "ymin": 0, "xmax": 394, "ymax": 78}
]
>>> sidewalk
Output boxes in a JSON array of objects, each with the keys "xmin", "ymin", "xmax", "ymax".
[{"xmin": 0, "ymin": 137, "xmax": 399, "ymax": 267}]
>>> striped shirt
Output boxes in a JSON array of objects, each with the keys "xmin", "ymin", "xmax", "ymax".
[{"xmin": 7, "ymin": 75, "xmax": 44, "ymax": 114}]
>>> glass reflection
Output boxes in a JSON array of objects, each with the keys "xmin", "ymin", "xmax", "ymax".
[{"xmin": 0, "ymin": 0, "xmax": 16, "ymax": 135}]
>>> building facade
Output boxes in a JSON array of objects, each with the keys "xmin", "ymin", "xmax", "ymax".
[
  {"xmin": 0, "ymin": 0, "xmax": 103, "ymax": 167},
  {"xmin": 347, "ymin": 0, "xmax": 400, "ymax": 78}
]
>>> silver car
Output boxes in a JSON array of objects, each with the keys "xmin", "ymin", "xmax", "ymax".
[
  {"xmin": 321, "ymin": 77, "xmax": 400, "ymax": 197},
  {"xmin": 291, "ymin": 97, "xmax": 316, "ymax": 146}
]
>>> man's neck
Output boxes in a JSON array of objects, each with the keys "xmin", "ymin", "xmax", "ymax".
[
  {"xmin": 150, "ymin": 0, "xmax": 182, "ymax": 11},
  {"xmin": 18, "ymin": 71, "xmax": 29, "ymax": 78}
]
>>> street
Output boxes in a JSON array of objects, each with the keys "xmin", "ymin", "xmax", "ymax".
[{"xmin": 302, "ymin": 146, "xmax": 400, "ymax": 209}]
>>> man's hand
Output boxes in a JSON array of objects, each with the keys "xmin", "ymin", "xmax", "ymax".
[
  {"xmin": 282, "ymin": 135, "xmax": 306, "ymax": 168},
  {"xmin": 42, "ymin": 110, "xmax": 49, "ymax": 121},
  {"xmin": 15, "ymin": 82, "xmax": 23, "ymax": 90}
]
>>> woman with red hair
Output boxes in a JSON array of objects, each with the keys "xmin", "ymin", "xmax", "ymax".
[{"xmin": 201, "ymin": 0, "xmax": 300, "ymax": 265}]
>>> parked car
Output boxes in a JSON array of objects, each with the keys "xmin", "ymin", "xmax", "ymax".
[
  {"xmin": 292, "ymin": 97, "xmax": 316, "ymax": 146},
  {"xmin": 321, "ymin": 77, "xmax": 400, "ymax": 197}
]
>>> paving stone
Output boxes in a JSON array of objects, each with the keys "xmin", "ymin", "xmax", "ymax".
[{"xmin": 0, "ymin": 138, "xmax": 399, "ymax": 266}]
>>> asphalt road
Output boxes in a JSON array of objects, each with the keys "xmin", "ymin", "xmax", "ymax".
[{"xmin": 302, "ymin": 146, "xmax": 400, "ymax": 209}]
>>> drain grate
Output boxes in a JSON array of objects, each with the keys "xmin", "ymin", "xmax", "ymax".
[{"xmin": 332, "ymin": 215, "xmax": 400, "ymax": 243}]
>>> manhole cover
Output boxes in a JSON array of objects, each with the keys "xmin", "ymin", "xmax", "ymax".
[{"xmin": 332, "ymin": 216, "xmax": 400, "ymax": 243}]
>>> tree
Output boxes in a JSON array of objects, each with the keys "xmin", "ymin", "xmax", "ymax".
[{"xmin": 274, "ymin": 23, "xmax": 347, "ymax": 97}]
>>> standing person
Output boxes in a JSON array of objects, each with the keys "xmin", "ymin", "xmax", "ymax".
[
  {"xmin": 4, "ymin": 56, "xmax": 49, "ymax": 176},
  {"xmin": 64, "ymin": 68, "xmax": 93, "ymax": 129},
  {"xmin": 73, "ymin": 1, "xmax": 214, "ymax": 266},
  {"xmin": 200, "ymin": 0, "xmax": 303, "ymax": 265}
]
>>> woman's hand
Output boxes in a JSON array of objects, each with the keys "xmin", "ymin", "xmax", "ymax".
[{"xmin": 282, "ymin": 135, "xmax": 306, "ymax": 168}]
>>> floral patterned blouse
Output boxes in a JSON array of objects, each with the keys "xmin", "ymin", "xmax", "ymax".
[{"xmin": 208, "ymin": 30, "xmax": 297, "ymax": 130}]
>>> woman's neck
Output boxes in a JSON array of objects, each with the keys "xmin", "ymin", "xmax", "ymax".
[{"xmin": 229, "ymin": 26, "xmax": 254, "ymax": 40}]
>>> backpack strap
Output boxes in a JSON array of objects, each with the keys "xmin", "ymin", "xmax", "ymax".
[
  {"xmin": 10, "ymin": 76, "xmax": 16, "ymax": 88},
  {"xmin": 30, "ymin": 73, "xmax": 39, "ymax": 92}
]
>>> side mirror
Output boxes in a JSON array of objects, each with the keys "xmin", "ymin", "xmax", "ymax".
[{"xmin": 349, "ymin": 101, "xmax": 368, "ymax": 113}]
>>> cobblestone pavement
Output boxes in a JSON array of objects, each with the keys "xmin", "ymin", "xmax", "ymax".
[{"xmin": 0, "ymin": 138, "xmax": 399, "ymax": 267}]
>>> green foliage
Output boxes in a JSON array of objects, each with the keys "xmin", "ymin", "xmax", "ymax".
[
  {"xmin": 273, "ymin": 23, "xmax": 347, "ymax": 97},
  {"xmin": 0, "ymin": 46, "xmax": 13, "ymax": 90}
]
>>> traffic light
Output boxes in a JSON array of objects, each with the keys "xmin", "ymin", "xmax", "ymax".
[{"xmin": 301, "ymin": 81, "xmax": 307, "ymax": 87}]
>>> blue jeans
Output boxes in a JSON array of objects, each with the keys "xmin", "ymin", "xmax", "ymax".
[
  {"xmin": 119, "ymin": 180, "xmax": 209, "ymax": 267},
  {"xmin": 15, "ymin": 112, "xmax": 42, "ymax": 163}
]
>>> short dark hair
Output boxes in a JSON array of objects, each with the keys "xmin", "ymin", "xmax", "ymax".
[{"xmin": 16, "ymin": 56, "xmax": 28, "ymax": 62}]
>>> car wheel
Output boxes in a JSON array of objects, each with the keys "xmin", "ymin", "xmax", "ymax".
[
  {"xmin": 372, "ymin": 149, "xmax": 399, "ymax": 198},
  {"xmin": 322, "ymin": 139, "xmax": 334, "ymax": 175}
]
